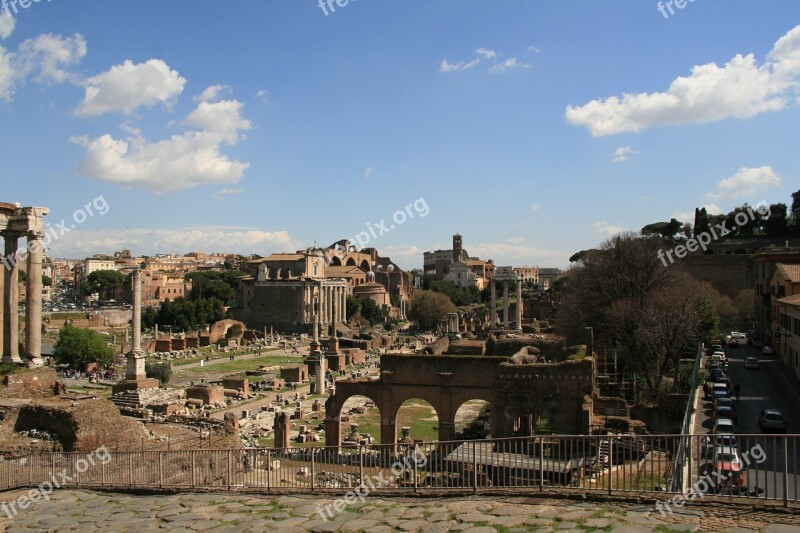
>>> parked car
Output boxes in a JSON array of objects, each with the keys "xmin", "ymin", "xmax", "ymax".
[
  {"xmin": 744, "ymin": 357, "xmax": 760, "ymax": 369},
  {"xmin": 759, "ymin": 409, "xmax": 786, "ymax": 432},
  {"xmin": 728, "ymin": 339, "xmax": 740, "ymax": 348},
  {"xmin": 712, "ymin": 390, "xmax": 730, "ymax": 408},
  {"xmin": 713, "ymin": 446, "xmax": 742, "ymax": 468},
  {"xmin": 711, "ymin": 433, "xmax": 738, "ymax": 449},
  {"xmin": 714, "ymin": 405, "xmax": 737, "ymax": 424},
  {"xmin": 713, "ymin": 417, "xmax": 736, "ymax": 434},
  {"xmin": 762, "ymin": 345, "xmax": 774, "ymax": 355},
  {"xmin": 715, "ymin": 397, "xmax": 735, "ymax": 412},
  {"xmin": 714, "ymin": 460, "xmax": 746, "ymax": 494}
]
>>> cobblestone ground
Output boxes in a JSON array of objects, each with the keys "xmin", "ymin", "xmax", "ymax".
[{"xmin": 0, "ymin": 489, "xmax": 799, "ymax": 532}]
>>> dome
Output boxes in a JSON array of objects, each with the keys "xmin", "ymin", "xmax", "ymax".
[{"xmin": 366, "ymin": 271, "xmax": 376, "ymax": 282}]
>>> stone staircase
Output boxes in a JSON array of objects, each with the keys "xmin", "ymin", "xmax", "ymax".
[{"xmin": 110, "ymin": 390, "xmax": 144, "ymax": 410}]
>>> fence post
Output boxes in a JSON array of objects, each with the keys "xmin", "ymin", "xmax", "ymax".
[
  {"xmin": 266, "ymin": 450, "xmax": 271, "ymax": 492},
  {"xmin": 784, "ymin": 436, "xmax": 789, "ymax": 508},
  {"xmin": 413, "ymin": 447, "xmax": 418, "ymax": 492},
  {"xmin": 607, "ymin": 436, "xmax": 613, "ymax": 496},
  {"xmin": 359, "ymin": 446, "xmax": 364, "ymax": 490},
  {"xmin": 159, "ymin": 452, "xmax": 164, "ymax": 488},
  {"xmin": 311, "ymin": 449, "xmax": 315, "ymax": 492},
  {"xmin": 191, "ymin": 451, "xmax": 196, "ymax": 488},
  {"xmin": 101, "ymin": 453, "xmax": 106, "ymax": 486},
  {"xmin": 539, "ymin": 437, "xmax": 544, "ymax": 491},
  {"xmin": 129, "ymin": 454, "xmax": 133, "ymax": 487},
  {"xmin": 227, "ymin": 450, "xmax": 232, "ymax": 490},
  {"xmin": 28, "ymin": 455, "xmax": 33, "ymax": 487},
  {"xmin": 473, "ymin": 441, "xmax": 478, "ymax": 493}
]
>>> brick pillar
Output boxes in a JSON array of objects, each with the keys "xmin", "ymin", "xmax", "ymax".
[
  {"xmin": 490, "ymin": 279, "xmax": 496, "ymax": 329},
  {"xmin": 503, "ymin": 281, "xmax": 509, "ymax": 329}
]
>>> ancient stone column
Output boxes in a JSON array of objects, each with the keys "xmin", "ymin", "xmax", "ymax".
[
  {"xmin": 0, "ymin": 240, "xmax": 4, "ymax": 362},
  {"xmin": 24, "ymin": 232, "xmax": 44, "ymax": 367},
  {"xmin": 125, "ymin": 269, "xmax": 145, "ymax": 381},
  {"xmin": 2, "ymin": 233, "xmax": 21, "ymax": 363},
  {"xmin": 489, "ymin": 279, "xmax": 496, "ymax": 329},
  {"xmin": 503, "ymin": 281, "xmax": 509, "ymax": 329},
  {"xmin": 516, "ymin": 280, "xmax": 523, "ymax": 331}
]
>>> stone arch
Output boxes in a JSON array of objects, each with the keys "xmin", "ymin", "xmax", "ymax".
[
  {"xmin": 360, "ymin": 260, "xmax": 371, "ymax": 272},
  {"xmin": 346, "ymin": 257, "xmax": 357, "ymax": 266},
  {"xmin": 336, "ymin": 395, "xmax": 381, "ymax": 446},
  {"xmin": 453, "ymin": 399, "xmax": 491, "ymax": 439},
  {"xmin": 393, "ymin": 397, "xmax": 440, "ymax": 444},
  {"xmin": 324, "ymin": 383, "xmax": 381, "ymax": 447},
  {"xmin": 330, "ymin": 256, "xmax": 342, "ymax": 266}
]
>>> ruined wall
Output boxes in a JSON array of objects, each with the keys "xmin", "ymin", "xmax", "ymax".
[
  {"xmin": 446, "ymin": 339, "xmax": 485, "ymax": 355},
  {"xmin": 0, "ymin": 368, "xmax": 61, "ymax": 399},
  {"xmin": 13, "ymin": 399, "xmax": 146, "ymax": 452}
]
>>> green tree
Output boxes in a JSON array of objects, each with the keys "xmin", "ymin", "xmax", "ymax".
[
  {"xmin": 407, "ymin": 290, "xmax": 457, "ymax": 331},
  {"xmin": 142, "ymin": 306, "xmax": 157, "ymax": 329},
  {"xmin": 429, "ymin": 280, "xmax": 481, "ymax": 306},
  {"xmin": 42, "ymin": 275, "xmax": 52, "ymax": 287},
  {"xmin": 762, "ymin": 203, "xmax": 789, "ymax": 238},
  {"xmin": 346, "ymin": 295, "xmax": 362, "ymax": 319},
  {"xmin": 790, "ymin": 190, "xmax": 800, "ymax": 237},
  {"xmin": 82, "ymin": 270, "xmax": 125, "ymax": 300},
  {"xmin": 641, "ymin": 218, "xmax": 682, "ymax": 239},
  {"xmin": 145, "ymin": 361, "xmax": 170, "ymax": 385},
  {"xmin": 54, "ymin": 324, "xmax": 113, "ymax": 368},
  {"xmin": 360, "ymin": 299, "xmax": 387, "ymax": 325}
]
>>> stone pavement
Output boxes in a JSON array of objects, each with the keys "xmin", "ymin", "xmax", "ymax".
[{"xmin": 0, "ymin": 489, "xmax": 798, "ymax": 532}]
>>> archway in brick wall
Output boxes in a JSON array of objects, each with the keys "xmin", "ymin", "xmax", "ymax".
[
  {"xmin": 454, "ymin": 399, "xmax": 491, "ymax": 440},
  {"xmin": 394, "ymin": 398, "xmax": 439, "ymax": 444}
]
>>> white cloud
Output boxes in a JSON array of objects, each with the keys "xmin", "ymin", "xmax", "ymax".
[
  {"xmin": 47, "ymin": 226, "xmax": 301, "ymax": 258},
  {"xmin": 0, "ymin": 32, "xmax": 86, "ymax": 101},
  {"xmin": 489, "ymin": 58, "xmax": 531, "ymax": 74},
  {"xmin": 706, "ymin": 166, "xmax": 782, "ymax": 200},
  {"xmin": 476, "ymin": 48, "xmax": 496, "ymax": 59},
  {"xmin": 185, "ymin": 98, "xmax": 252, "ymax": 143},
  {"xmin": 0, "ymin": 11, "xmax": 15, "ymax": 40},
  {"xmin": 255, "ymin": 88, "xmax": 269, "ymax": 102},
  {"xmin": 565, "ymin": 25, "xmax": 800, "ymax": 136},
  {"xmin": 439, "ymin": 58, "xmax": 480, "ymax": 73},
  {"xmin": 527, "ymin": 46, "xmax": 540, "ymax": 54},
  {"xmin": 379, "ymin": 245, "xmax": 425, "ymax": 270},
  {"xmin": 75, "ymin": 59, "xmax": 186, "ymax": 116},
  {"xmin": 193, "ymin": 84, "xmax": 230, "ymax": 103},
  {"xmin": 506, "ymin": 236, "xmax": 524, "ymax": 244},
  {"xmin": 363, "ymin": 166, "xmax": 373, "ymax": 179},
  {"xmin": 592, "ymin": 221, "xmax": 627, "ymax": 236},
  {"xmin": 212, "ymin": 188, "xmax": 244, "ymax": 200},
  {"xmin": 467, "ymin": 241, "xmax": 568, "ymax": 264},
  {"xmin": 71, "ymin": 98, "xmax": 252, "ymax": 193},
  {"xmin": 530, "ymin": 203, "xmax": 543, "ymax": 212},
  {"xmin": 612, "ymin": 145, "xmax": 635, "ymax": 162}
]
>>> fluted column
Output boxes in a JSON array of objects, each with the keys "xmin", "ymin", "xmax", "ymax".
[
  {"xmin": 503, "ymin": 282, "xmax": 509, "ymax": 329},
  {"xmin": 24, "ymin": 232, "xmax": 44, "ymax": 367},
  {"xmin": 516, "ymin": 280, "xmax": 523, "ymax": 331},
  {"xmin": 3, "ymin": 234, "xmax": 21, "ymax": 363},
  {"xmin": 489, "ymin": 279, "xmax": 496, "ymax": 329}
]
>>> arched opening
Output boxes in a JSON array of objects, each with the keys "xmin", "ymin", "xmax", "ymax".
[
  {"xmin": 346, "ymin": 257, "xmax": 357, "ymax": 266},
  {"xmin": 360, "ymin": 260, "xmax": 371, "ymax": 272},
  {"xmin": 338, "ymin": 395, "xmax": 380, "ymax": 446},
  {"xmin": 395, "ymin": 398, "xmax": 439, "ymax": 443},
  {"xmin": 454, "ymin": 400, "xmax": 491, "ymax": 440},
  {"xmin": 330, "ymin": 256, "xmax": 342, "ymax": 266}
]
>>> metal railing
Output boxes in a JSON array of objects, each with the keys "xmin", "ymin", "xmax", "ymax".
[{"xmin": 1, "ymin": 434, "xmax": 797, "ymax": 505}]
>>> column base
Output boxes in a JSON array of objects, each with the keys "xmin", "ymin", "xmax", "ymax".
[
  {"xmin": 1, "ymin": 355, "xmax": 23, "ymax": 364},
  {"xmin": 112, "ymin": 378, "xmax": 160, "ymax": 395},
  {"xmin": 25, "ymin": 357, "xmax": 44, "ymax": 368}
]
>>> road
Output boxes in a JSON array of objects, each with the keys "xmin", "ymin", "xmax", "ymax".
[{"xmin": 690, "ymin": 341, "xmax": 800, "ymax": 501}]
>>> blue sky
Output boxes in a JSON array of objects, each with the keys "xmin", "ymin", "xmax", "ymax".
[{"xmin": 0, "ymin": 0, "xmax": 798, "ymax": 269}]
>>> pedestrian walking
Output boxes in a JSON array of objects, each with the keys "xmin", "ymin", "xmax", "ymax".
[{"xmin": 734, "ymin": 383, "xmax": 741, "ymax": 400}]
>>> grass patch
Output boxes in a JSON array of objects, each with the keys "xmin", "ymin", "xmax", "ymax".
[{"xmin": 179, "ymin": 355, "xmax": 305, "ymax": 375}]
